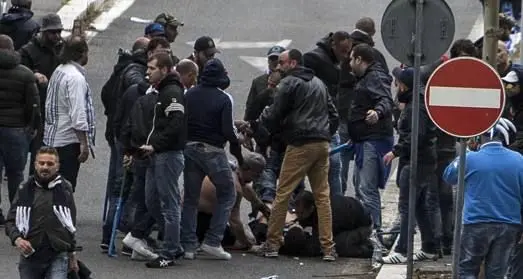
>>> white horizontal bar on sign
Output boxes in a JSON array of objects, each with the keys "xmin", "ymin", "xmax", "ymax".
[{"xmin": 428, "ymin": 86, "xmax": 501, "ymax": 109}]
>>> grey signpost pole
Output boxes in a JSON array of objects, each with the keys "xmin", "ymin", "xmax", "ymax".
[
  {"xmin": 452, "ymin": 140, "xmax": 467, "ymax": 279},
  {"xmin": 406, "ymin": 0, "xmax": 424, "ymax": 278},
  {"xmin": 1, "ymin": 0, "xmax": 7, "ymax": 15}
]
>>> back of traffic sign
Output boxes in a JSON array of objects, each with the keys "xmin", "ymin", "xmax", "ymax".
[{"xmin": 381, "ymin": 0, "xmax": 455, "ymax": 66}]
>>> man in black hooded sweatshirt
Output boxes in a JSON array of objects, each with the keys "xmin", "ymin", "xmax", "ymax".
[{"xmin": 0, "ymin": 0, "xmax": 39, "ymax": 50}]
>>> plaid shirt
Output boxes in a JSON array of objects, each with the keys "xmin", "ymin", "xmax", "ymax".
[{"xmin": 44, "ymin": 62, "xmax": 96, "ymax": 151}]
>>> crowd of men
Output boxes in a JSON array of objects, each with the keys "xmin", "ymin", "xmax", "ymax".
[{"xmin": 1, "ymin": 0, "xmax": 523, "ymax": 278}]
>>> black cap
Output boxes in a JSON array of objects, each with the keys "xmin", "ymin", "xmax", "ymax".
[
  {"xmin": 392, "ymin": 66, "xmax": 414, "ymax": 89},
  {"xmin": 40, "ymin": 14, "xmax": 63, "ymax": 32},
  {"xmin": 267, "ymin": 45, "xmax": 285, "ymax": 57},
  {"xmin": 194, "ymin": 36, "xmax": 219, "ymax": 54}
]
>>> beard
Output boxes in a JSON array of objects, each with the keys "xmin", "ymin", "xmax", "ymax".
[{"xmin": 35, "ymin": 170, "xmax": 58, "ymax": 185}]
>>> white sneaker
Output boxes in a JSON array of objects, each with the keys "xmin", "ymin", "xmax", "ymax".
[
  {"xmin": 122, "ymin": 233, "xmax": 158, "ymax": 260},
  {"xmin": 382, "ymin": 252, "xmax": 407, "ymax": 264},
  {"xmin": 200, "ymin": 244, "xmax": 232, "ymax": 260}
]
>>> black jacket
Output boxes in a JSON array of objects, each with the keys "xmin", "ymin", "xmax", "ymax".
[
  {"xmin": 244, "ymin": 73, "xmax": 269, "ymax": 121},
  {"xmin": 303, "ymin": 35, "xmax": 340, "ymax": 100},
  {"xmin": 0, "ymin": 49, "xmax": 40, "ymax": 129},
  {"xmin": 121, "ymin": 73, "xmax": 186, "ymax": 155},
  {"xmin": 392, "ymin": 88, "xmax": 437, "ymax": 165},
  {"xmin": 0, "ymin": 7, "xmax": 39, "ymax": 50},
  {"xmin": 185, "ymin": 58, "xmax": 244, "ymax": 165},
  {"xmin": 5, "ymin": 176, "xmax": 77, "ymax": 254},
  {"xmin": 114, "ymin": 84, "xmax": 145, "ymax": 140},
  {"xmin": 349, "ymin": 63, "xmax": 394, "ymax": 142},
  {"xmin": 351, "ymin": 32, "xmax": 390, "ymax": 74},
  {"xmin": 256, "ymin": 66, "xmax": 339, "ymax": 146},
  {"xmin": 119, "ymin": 51, "xmax": 148, "ymax": 94}
]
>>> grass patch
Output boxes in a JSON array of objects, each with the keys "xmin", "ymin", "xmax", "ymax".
[
  {"xmin": 79, "ymin": 2, "xmax": 102, "ymax": 28},
  {"xmin": 61, "ymin": 0, "xmax": 71, "ymax": 5}
]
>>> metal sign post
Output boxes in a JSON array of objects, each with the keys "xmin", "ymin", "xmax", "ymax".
[
  {"xmin": 1, "ymin": 0, "xmax": 7, "ymax": 15},
  {"xmin": 452, "ymin": 140, "xmax": 467, "ymax": 279}
]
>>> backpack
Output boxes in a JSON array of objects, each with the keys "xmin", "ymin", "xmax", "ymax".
[{"xmin": 100, "ymin": 49, "xmax": 133, "ymax": 116}]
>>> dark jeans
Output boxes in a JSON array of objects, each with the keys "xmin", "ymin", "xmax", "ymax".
[
  {"xmin": 508, "ymin": 241, "xmax": 523, "ymax": 279},
  {"xmin": 56, "ymin": 143, "xmax": 81, "ymax": 192},
  {"xmin": 130, "ymin": 158, "xmax": 156, "ymax": 240},
  {"xmin": 145, "ymin": 150, "xmax": 185, "ymax": 259},
  {"xmin": 0, "ymin": 127, "xmax": 30, "ymax": 204},
  {"xmin": 196, "ymin": 212, "xmax": 236, "ymax": 247},
  {"xmin": 253, "ymin": 148, "xmax": 305, "ymax": 204},
  {"xmin": 328, "ymin": 133, "xmax": 343, "ymax": 197},
  {"xmin": 28, "ymin": 128, "xmax": 43, "ymax": 176},
  {"xmin": 459, "ymin": 223, "xmax": 519, "ymax": 279},
  {"xmin": 181, "ymin": 142, "xmax": 237, "ymax": 252},
  {"xmin": 437, "ymin": 156, "xmax": 455, "ymax": 248},
  {"xmin": 395, "ymin": 164, "xmax": 440, "ymax": 255},
  {"xmin": 339, "ymin": 120, "xmax": 354, "ymax": 195},
  {"xmin": 18, "ymin": 252, "xmax": 68, "ymax": 279}
]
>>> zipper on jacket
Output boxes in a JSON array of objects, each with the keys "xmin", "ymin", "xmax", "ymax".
[{"xmin": 146, "ymin": 102, "xmax": 161, "ymax": 145}]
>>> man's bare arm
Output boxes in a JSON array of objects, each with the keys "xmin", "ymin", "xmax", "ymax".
[
  {"xmin": 228, "ymin": 193, "xmax": 254, "ymax": 248},
  {"xmin": 74, "ymin": 130, "xmax": 88, "ymax": 146},
  {"xmin": 242, "ymin": 184, "xmax": 271, "ymax": 218}
]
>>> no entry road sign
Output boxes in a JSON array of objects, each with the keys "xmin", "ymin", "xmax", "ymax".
[{"xmin": 425, "ymin": 57, "xmax": 506, "ymax": 138}]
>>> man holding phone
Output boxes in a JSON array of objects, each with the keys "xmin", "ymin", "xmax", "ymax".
[{"xmin": 5, "ymin": 146, "xmax": 78, "ymax": 278}]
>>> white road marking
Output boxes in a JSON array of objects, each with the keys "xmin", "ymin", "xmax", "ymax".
[
  {"xmin": 428, "ymin": 86, "xmax": 501, "ymax": 108},
  {"xmin": 238, "ymin": 56, "xmax": 270, "ymax": 72},
  {"xmin": 467, "ymin": 13, "xmax": 484, "ymax": 41}
]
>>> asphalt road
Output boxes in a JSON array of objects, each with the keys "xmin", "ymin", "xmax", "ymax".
[{"xmin": 0, "ymin": 0, "xmax": 482, "ymax": 278}]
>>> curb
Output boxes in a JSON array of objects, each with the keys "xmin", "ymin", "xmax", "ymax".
[{"xmin": 58, "ymin": 0, "xmax": 111, "ymax": 36}]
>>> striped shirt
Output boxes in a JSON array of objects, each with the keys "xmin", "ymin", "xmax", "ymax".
[{"xmin": 43, "ymin": 62, "xmax": 96, "ymax": 150}]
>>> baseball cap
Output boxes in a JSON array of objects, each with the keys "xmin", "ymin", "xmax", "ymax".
[
  {"xmin": 392, "ymin": 66, "xmax": 414, "ymax": 89},
  {"xmin": 144, "ymin": 23, "xmax": 165, "ymax": 37},
  {"xmin": 502, "ymin": 71, "xmax": 519, "ymax": 84},
  {"xmin": 155, "ymin": 13, "xmax": 184, "ymax": 27},
  {"xmin": 267, "ymin": 45, "xmax": 285, "ymax": 58},
  {"xmin": 194, "ymin": 36, "xmax": 220, "ymax": 54}
]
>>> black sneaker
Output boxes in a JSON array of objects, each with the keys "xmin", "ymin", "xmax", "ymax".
[
  {"xmin": 0, "ymin": 211, "xmax": 6, "ymax": 227},
  {"xmin": 145, "ymin": 257, "xmax": 175, "ymax": 268},
  {"xmin": 121, "ymin": 245, "xmax": 132, "ymax": 256},
  {"xmin": 100, "ymin": 243, "xmax": 109, "ymax": 253}
]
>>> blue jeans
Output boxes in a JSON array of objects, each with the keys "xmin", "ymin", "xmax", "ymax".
[
  {"xmin": 0, "ymin": 127, "xmax": 30, "ymax": 204},
  {"xmin": 18, "ymin": 252, "xmax": 68, "ymax": 279},
  {"xmin": 328, "ymin": 133, "xmax": 343, "ymax": 197},
  {"xmin": 354, "ymin": 141, "xmax": 383, "ymax": 230},
  {"xmin": 145, "ymin": 150, "xmax": 184, "ymax": 259},
  {"xmin": 459, "ymin": 223, "xmax": 519, "ymax": 279},
  {"xmin": 395, "ymin": 165, "xmax": 440, "ymax": 254},
  {"xmin": 181, "ymin": 142, "xmax": 236, "ymax": 251},
  {"xmin": 253, "ymin": 149, "xmax": 305, "ymax": 205}
]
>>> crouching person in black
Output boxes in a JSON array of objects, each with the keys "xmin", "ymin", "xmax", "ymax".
[
  {"xmin": 5, "ymin": 146, "xmax": 78, "ymax": 278},
  {"xmin": 280, "ymin": 190, "xmax": 373, "ymax": 258}
]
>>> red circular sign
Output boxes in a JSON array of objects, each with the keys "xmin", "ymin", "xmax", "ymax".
[{"xmin": 424, "ymin": 57, "xmax": 506, "ymax": 138}]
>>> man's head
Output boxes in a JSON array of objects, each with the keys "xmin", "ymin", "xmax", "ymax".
[
  {"xmin": 193, "ymin": 36, "xmax": 219, "ymax": 69},
  {"xmin": 176, "ymin": 58, "xmax": 198, "ymax": 89},
  {"xmin": 329, "ymin": 31, "xmax": 352, "ymax": 62},
  {"xmin": 238, "ymin": 152, "xmax": 266, "ymax": 183},
  {"xmin": 502, "ymin": 70, "xmax": 520, "ymax": 97},
  {"xmin": 267, "ymin": 70, "xmax": 281, "ymax": 89},
  {"xmin": 144, "ymin": 23, "xmax": 166, "ymax": 39},
  {"xmin": 450, "ymin": 39, "xmax": 478, "ymax": 58},
  {"xmin": 267, "ymin": 45, "xmax": 286, "ymax": 72},
  {"xmin": 132, "ymin": 37, "xmax": 150, "ymax": 53},
  {"xmin": 497, "ymin": 40, "xmax": 510, "ymax": 73},
  {"xmin": 392, "ymin": 67, "xmax": 414, "ymax": 94},
  {"xmin": 0, "ymin": 35, "xmax": 14, "ymax": 51},
  {"xmin": 277, "ymin": 49, "xmax": 302, "ymax": 75},
  {"xmin": 34, "ymin": 146, "xmax": 60, "ymax": 183},
  {"xmin": 349, "ymin": 43, "xmax": 375, "ymax": 77},
  {"xmin": 40, "ymin": 13, "xmax": 63, "ymax": 46},
  {"xmin": 147, "ymin": 52, "xmax": 173, "ymax": 85},
  {"xmin": 499, "ymin": 14, "xmax": 515, "ymax": 42},
  {"xmin": 59, "ymin": 36, "xmax": 88, "ymax": 66},
  {"xmin": 154, "ymin": 13, "xmax": 184, "ymax": 43},
  {"xmin": 355, "ymin": 17, "xmax": 376, "ymax": 37},
  {"xmin": 146, "ymin": 37, "xmax": 170, "ymax": 58},
  {"xmin": 295, "ymin": 190, "xmax": 315, "ymax": 222},
  {"xmin": 11, "ymin": 0, "xmax": 31, "ymax": 9}
]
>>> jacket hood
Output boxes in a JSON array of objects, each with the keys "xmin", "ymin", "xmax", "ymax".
[
  {"xmin": 200, "ymin": 58, "xmax": 231, "ymax": 89},
  {"xmin": 0, "ymin": 50, "xmax": 21, "ymax": 70},
  {"xmin": 351, "ymin": 29, "xmax": 374, "ymax": 47},
  {"xmin": 316, "ymin": 33, "xmax": 338, "ymax": 63},
  {"xmin": 157, "ymin": 72, "xmax": 183, "ymax": 90},
  {"xmin": 132, "ymin": 49, "xmax": 147, "ymax": 65},
  {"xmin": 0, "ymin": 7, "xmax": 34, "ymax": 24},
  {"xmin": 113, "ymin": 49, "xmax": 133, "ymax": 72},
  {"xmin": 286, "ymin": 66, "xmax": 315, "ymax": 81}
]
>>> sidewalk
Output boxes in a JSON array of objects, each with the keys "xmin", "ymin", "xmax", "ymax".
[{"xmin": 377, "ymin": 170, "xmax": 452, "ymax": 279}]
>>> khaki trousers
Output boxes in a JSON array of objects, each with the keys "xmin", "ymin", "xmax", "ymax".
[{"xmin": 266, "ymin": 141, "xmax": 335, "ymax": 252}]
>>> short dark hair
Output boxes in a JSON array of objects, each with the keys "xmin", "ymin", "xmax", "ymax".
[
  {"xmin": 288, "ymin": 49, "xmax": 303, "ymax": 65},
  {"xmin": 351, "ymin": 43, "xmax": 375, "ymax": 63},
  {"xmin": 240, "ymin": 151, "xmax": 266, "ymax": 173},
  {"xmin": 450, "ymin": 39, "xmax": 478, "ymax": 58},
  {"xmin": 59, "ymin": 36, "xmax": 88, "ymax": 64},
  {"xmin": 37, "ymin": 146, "xmax": 60, "ymax": 160},
  {"xmin": 331, "ymin": 31, "xmax": 351, "ymax": 45},
  {"xmin": 355, "ymin": 17, "xmax": 376, "ymax": 35},
  {"xmin": 0, "ymin": 34, "xmax": 14, "ymax": 50},
  {"xmin": 146, "ymin": 37, "xmax": 170, "ymax": 54},
  {"xmin": 295, "ymin": 190, "xmax": 315, "ymax": 209},
  {"xmin": 148, "ymin": 51, "xmax": 173, "ymax": 70}
]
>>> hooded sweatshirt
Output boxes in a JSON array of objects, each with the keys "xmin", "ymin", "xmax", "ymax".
[
  {"xmin": 0, "ymin": 7, "xmax": 40, "ymax": 50},
  {"xmin": 185, "ymin": 58, "xmax": 244, "ymax": 165},
  {"xmin": 0, "ymin": 49, "xmax": 40, "ymax": 129}
]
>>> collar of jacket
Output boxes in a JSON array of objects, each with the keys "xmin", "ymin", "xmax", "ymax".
[{"xmin": 34, "ymin": 175, "xmax": 62, "ymax": 189}]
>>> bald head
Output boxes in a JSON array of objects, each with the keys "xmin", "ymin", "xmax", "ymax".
[
  {"xmin": 132, "ymin": 37, "xmax": 150, "ymax": 52},
  {"xmin": 356, "ymin": 17, "xmax": 376, "ymax": 37},
  {"xmin": 0, "ymin": 35, "xmax": 14, "ymax": 51}
]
